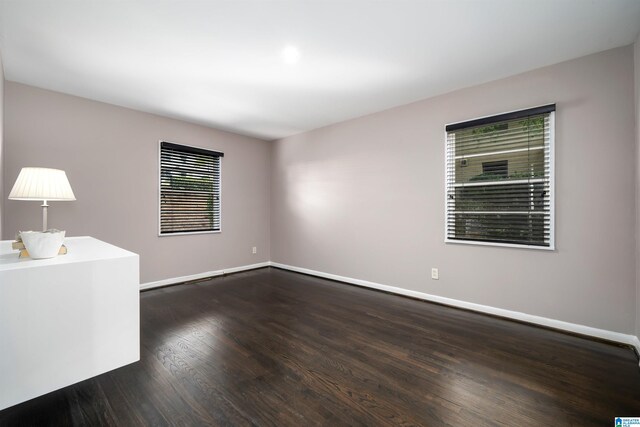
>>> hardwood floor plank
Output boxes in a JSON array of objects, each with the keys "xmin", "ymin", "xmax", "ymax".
[{"xmin": 1, "ymin": 267, "xmax": 639, "ymax": 426}]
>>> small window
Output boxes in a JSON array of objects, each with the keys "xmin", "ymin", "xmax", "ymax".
[
  {"xmin": 159, "ymin": 141, "xmax": 223, "ymax": 235},
  {"xmin": 445, "ymin": 105, "xmax": 555, "ymax": 249}
]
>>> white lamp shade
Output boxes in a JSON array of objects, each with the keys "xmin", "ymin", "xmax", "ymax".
[{"xmin": 8, "ymin": 167, "xmax": 76, "ymax": 201}]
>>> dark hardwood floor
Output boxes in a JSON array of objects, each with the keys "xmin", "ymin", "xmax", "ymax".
[{"xmin": 1, "ymin": 267, "xmax": 639, "ymax": 426}]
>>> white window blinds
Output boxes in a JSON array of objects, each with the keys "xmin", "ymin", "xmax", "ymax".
[
  {"xmin": 159, "ymin": 141, "xmax": 223, "ymax": 235},
  {"xmin": 445, "ymin": 105, "xmax": 555, "ymax": 248}
]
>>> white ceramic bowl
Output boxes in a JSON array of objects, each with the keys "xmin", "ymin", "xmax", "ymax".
[{"xmin": 20, "ymin": 231, "xmax": 66, "ymax": 259}]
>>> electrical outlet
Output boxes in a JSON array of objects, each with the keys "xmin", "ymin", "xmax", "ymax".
[
  {"xmin": 431, "ymin": 268, "xmax": 439, "ymax": 280},
  {"xmin": 252, "ymin": 246, "xmax": 257, "ymax": 254}
]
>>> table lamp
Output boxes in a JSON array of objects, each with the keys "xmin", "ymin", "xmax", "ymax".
[
  {"xmin": 8, "ymin": 167, "xmax": 76, "ymax": 231},
  {"xmin": 8, "ymin": 167, "xmax": 76, "ymax": 259}
]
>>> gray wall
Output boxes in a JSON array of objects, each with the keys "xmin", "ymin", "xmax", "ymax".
[
  {"xmin": 271, "ymin": 46, "xmax": 636, "ymax": 334},
  {"xmin": 0, "ymin": 49, "xmax": 4, "ymax": 239},
  {"xmin": 3, "ymin": 83, "xmax": 271, "ymax": 283},
  {"xmin": 636, "ymin": 33, "xmax": 640, "ymax": 338}
]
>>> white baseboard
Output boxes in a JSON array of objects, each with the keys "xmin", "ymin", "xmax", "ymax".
[
  {"xmin": 270, "ymin": 262, "xmax": 640, "ymax": 357},
  {"xmin": 140, "ymin": 261, "xmax": 270, "ymax": 291},
  {"xmin": 633, "ymin": 337, "xmax": 640, "ymax": 365},
  {"xmin": 138, "ymin": 260, "xmax": 640, "ymax": 360}
]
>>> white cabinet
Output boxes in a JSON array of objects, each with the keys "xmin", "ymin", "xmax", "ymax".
[{"xmin": 0, "ymin": 237, "xmax": 140, "ymax": 410}]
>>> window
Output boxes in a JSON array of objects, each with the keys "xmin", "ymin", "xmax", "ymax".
[
  {"xmin": 159, "ymin": 141, "xmax": 223, "ymax": 235},
  {"xmin": 445, "ymin": 104, "xmax": 555, "ymax": 249}
]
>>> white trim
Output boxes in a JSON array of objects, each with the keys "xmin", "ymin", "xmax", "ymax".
[
  {"xmin": 139, "ymin": 261, "xmax": 640, "ymax": 361},
  {"xmin": 548, "ymin": 112, "xmax": 556, "ymax": 250},
  {"xmin": 632, "ymin": 337, "xmax": 640, "ymax": 366},
  {"xmin": 140, "ymin": 261, "xmax": 269, "ymax": 291},
  {"xmin": 270, "ymin": 262, "xmax": 639, "ymax": 353},
  {"xmin": 444, "ymin": 129, "xmax": 452, "ymax": 244},
  {"xmin": 444, "ymin": 238, "xmax": 554, "ymax": 251},
  {"xmin": 157, "ymin": 230, "xmax": 221, "ymax": 237}
]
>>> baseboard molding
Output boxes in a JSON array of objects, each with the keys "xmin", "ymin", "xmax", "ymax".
[
  {"xmin": 138, "ymin": 260, "xmax": 640, "ymax": 360},
  {"xmin": 632, "ymin": 337, "xmax": 640, "ymax": 364},
  {"xmin": 140, "ymin": 261, "xmax": 270, "ymax": 291},
  {"xmin": 270, "ymin": 262, "xmax": 640, "ymax": 357}
]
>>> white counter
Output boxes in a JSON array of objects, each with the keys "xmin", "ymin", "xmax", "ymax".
[{"xmin": 0, "ymin": 236, "xmax": 140, "ymax": 410}]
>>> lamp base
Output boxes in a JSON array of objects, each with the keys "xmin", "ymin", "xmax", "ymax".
[{"xmin": 20, "ymin": 230, "xmax": 66, "ymax": 259}]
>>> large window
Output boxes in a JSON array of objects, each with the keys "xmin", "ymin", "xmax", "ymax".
[
  {"xmin": 159, "ymin": 141, "xmax": 223, "ymax": 235},
  {"xmin": 445, "ymin": 105, "xmax": 555, "ymax": 249}
]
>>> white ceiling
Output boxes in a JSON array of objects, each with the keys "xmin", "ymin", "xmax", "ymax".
[{"xmin": 1, "ymin": 0, "xmax": 639, "ymax": 141}]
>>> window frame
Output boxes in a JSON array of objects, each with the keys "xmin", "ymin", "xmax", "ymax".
[
  {"xmin": 158, "ymin": 140, "xmax": 223, "ymax": 237},
  {"xmin": 443, "ymin": 106, "xmax": 555, "ymax": 250}
]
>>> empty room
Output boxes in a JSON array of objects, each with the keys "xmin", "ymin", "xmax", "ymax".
[{"xmin": 1, "ymin": 0, "xmax": 640, "ymax": 425}]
